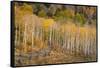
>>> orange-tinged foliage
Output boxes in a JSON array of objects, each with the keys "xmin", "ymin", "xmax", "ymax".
[{"xmin": 14, "ymin": 3, "xmax": 97, "ymax": 66}]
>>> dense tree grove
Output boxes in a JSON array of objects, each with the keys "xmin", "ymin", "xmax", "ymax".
[
  {"xmin": 13, "ymin": 2, "xmax": 97, "ymax": 66},
  {"xmin": 15, "ymin": 2, "xmax": 97, "ymax": 26}
]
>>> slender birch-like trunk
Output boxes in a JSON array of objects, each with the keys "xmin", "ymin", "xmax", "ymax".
[{"xmin": 24, "ymin": 21, "xmax": 27, "ymax": 53}]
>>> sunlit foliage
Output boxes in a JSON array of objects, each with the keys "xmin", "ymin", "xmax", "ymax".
[{"xmin": 13, "ymin": 2, "xmax": 97, "ymax": 66}]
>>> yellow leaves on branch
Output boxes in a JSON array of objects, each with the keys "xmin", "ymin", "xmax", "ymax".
[
  {"xmin": 42, "ymin": 19, "xmax": 55, "ymax": 30},
  {"xmin": 60, "ymin": 23, "xmax": 77, "ymax": 33},
  {"xmin": 79, "ymin": 27, "xmax": 96, "ymax": 37},
  {"xmin": 59, "ymin": 22, "xmax": 96, "ymax": 39}
]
